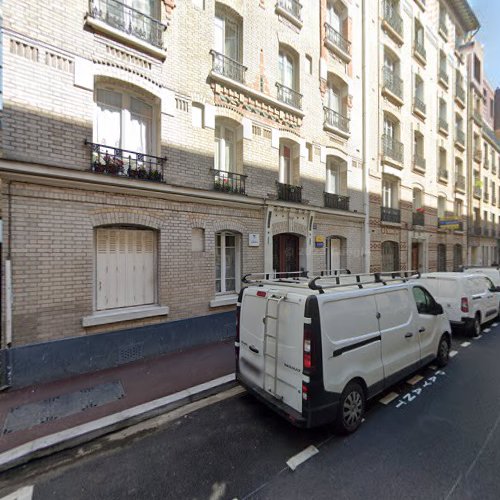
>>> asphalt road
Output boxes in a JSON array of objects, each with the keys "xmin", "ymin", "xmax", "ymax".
[{"xmin": 2, "ymin": 323, "xmax": 500, "ymax": 500}]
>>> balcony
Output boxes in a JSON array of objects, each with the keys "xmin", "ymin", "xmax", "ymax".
[
  {"xmin": 210, "ymin": 50, "xmax": 247, "ymax": 84},
  {"xmin": 473, "ymin": 108, "xmax": 482, "ymax": 125},
  {"xmin": 277, "ymin": 181, "xmax": 302, "ymax": 203},
  {"xmin": 484, "ymin": 191, "xmax": 490, "ymax": 203},
  {"xmin": 323, "ymin": 107, "xmax": 350, "ymax": 137},
  {"xmin": 455, "ymin": 174, "xmax": 466, "ymax": 193},
  {"xmin": 276, "ymin": 83, "xmax": 302, "ymax": 110},
  {"xmin": 438, "ymin": 167, "xmax": 449, "ymax": 183},
  {"xmin": 382, "ymin": 1, "xmax": 404, "ymax": 45},
  {"xmin": 438, "ymin": 68, "xmax": 449, "ymax": 88},
  {"xmin": 86, "ymin": 0, "xmax": 167, "ymax": 57},
  {"xmin": 484, "ymin": 160, "xmax": 490, "ymax": 170},
  {"xmin": 324, "ymin": 192, "xmax": 350, "ymax": 211},
  {"xmin": 412, "ymin": 211, "xmax": 425, "ymax": 226},
  {"xmin": 439, "ymin": 20, "xmax": 448, "ymax": 40},
  {"xmin": 413, "ymin": 153, "xmax": 426, "ymax": 173},
  {"xmin": 382, "ymin": 134, "xmax": 404, "ymax": 167},
  {"xmin": 413, "ymin": 96, "xmax": 426, "ymax": 118},
  {"xmin": 86, "ymin": 141, "xmax": 166, "ymax": 183},
  {"xmin": 493, "ymin": 196, "xmax": 497, "ymax": 207},
  {"xmin": 381, "ymin": 206, "xmax": 401, "ymax": 223},
  {"xmin": 473, "ymin": 186, "xmax": 482, "ymax": 199},
  {"xmin": 474, "ymin": 148, "xmax": 482, "ymax": 163},
  {"xmin": 438, "ymin": 118, "xmax": 449, "ymax": 135},
  {"xmin": 382, "ymin": 67, "xmax": 403, "ymax": 105},
  {"xmin": 212, "ymin": 169, "xmax": 247, "ymax": 195},
  {"xmin": 455, "ymin": 83, "xmax": 465, "ymax": 106},
  {"xmin": 413, "ymin": 41, "xmax": 426, "ymax": 64},
  {"xmin": 455, "ymin": 128, "xmax": 465, "ymax": 149},
  {"xmin": 324, "ymin": 23, "xmax": 351, "ymax": 62},
  {"xmin": 275, "ymin": 0, "xmax": 302, "ymax": 27}
]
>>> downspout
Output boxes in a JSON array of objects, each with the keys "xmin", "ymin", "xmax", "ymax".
[
  {"xmin": 361, "ymin": 0, "xmax": 370, "ymax": 273},
  {"xmin": 5, "ymin": 180, "xmax": 12, "ymax": 348}
]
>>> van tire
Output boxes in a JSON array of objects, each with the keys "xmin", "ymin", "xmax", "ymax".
[
  {"xmin": 335, "ymin": 381, "xmax": 365, "ymax": 435},
  {"xmin": 436, "ymin": 335, "xmax": 450, "ymax": 367},
  {"xmin": 467, "ymin": 315, "xmax": 481, "ymax": 338}
]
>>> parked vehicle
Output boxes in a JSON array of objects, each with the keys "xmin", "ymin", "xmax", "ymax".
[
  {"xmin": 236, "ymin": 272, "xmax": 451, "ymax": 434},
  {"xmin": 413, "ymin": 272, "xmax": 500, "ymax": 337},
  {"xmin": 460, "ymin": 266, "xmax": 500, "ymax": 286}
]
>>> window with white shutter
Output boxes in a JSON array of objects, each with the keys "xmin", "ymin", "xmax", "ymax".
[{"xmin": 96, "ymin": 227, "xmax": 156, "ymax": 311}]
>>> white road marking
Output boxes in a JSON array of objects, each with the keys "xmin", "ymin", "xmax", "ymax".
[
  {"xmin": 379, "ymin": 392, "xmax": 399, "ymax": 405},
  {"xmin": 461, "ymin": 341, "xmax": 471, "ymax": 347},
  {"xmin": 483, "ymin": 328, "xmax": 491, "ymax": 333},
  {"xmin": 0, "ymin": 486, "xmax": 34, "ymax": 500},
  {"xmin": 492, "ymin": 323, "xmax": 498, "ymax": 327},
  {"xmin": 475, "ymin": 335, "xmax": 483, "ymax": 340},
  {"xmin": 449, "ymin": 350, "xmax": 458, "ymax": 358},
  {"xmin": 406, "ymin": 375, "xmax": 424, "ymax": 386},
  {"xmin": 286, "ymin": 445, "xmax": 319, "ymax": 471}
]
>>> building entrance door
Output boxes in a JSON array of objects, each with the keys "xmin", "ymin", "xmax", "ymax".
[
  {"xmin": 273, "ymin": 234, "xmax": 300, "ymax": 277},
  {"xmin": 411, "ymin": 242, "xmax": 420, "ymax": 272}
]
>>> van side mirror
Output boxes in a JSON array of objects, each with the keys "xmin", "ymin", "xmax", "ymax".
[
  {"xmin": 432, "ymin": 303, "xmax": 444, "ymax": 315},
  {"xmin": 495, "ymin": 286, "xmax": 500, "ymax": 293}
]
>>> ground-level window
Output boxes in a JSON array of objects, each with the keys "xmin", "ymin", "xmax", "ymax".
[
  {"xmin": 381, "ymin": 241, "xmax": 399, "ymax": 272},
  {"xmin": 215, "ymin": 231, "xmax": 241, "ymax": 294},
  {"xmin": 437, "ymin": 244, "xmax": 447, "ymax": 272},
  {"xmin": 326, "ymin": 236, "xmax": 347, "ymax": 272},
  {"xmin": 96, "ymin": 227, "xmax": 156, "ymax": 311},
  {"xmin": 453, "ymin": 244, "xmax": 463, "ymax": 271}
]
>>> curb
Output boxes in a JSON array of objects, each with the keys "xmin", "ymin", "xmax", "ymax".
[{"xmin": 0, "ymin": 373, "xmax": 237, "ymax": 473}]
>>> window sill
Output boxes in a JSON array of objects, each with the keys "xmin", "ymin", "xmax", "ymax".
[
  {"xmin": 82, "ymin": 305, "xmax": 169, "ymax": 327},
  {"xmin": 209, "ymin": 294, "xmax": 238, "ymax": 308},
  {"xmin": 84, "ymin": 16, "xmax": 167, "ymax": 61}
]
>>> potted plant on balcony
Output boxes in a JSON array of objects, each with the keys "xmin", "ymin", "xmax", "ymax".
[
  {"xmin": 103, "ymin": 154, "xmax": 124, "ymax": 175},
  {"xmin": 416, "ymin": 207, "xmax": 425, "ymax": 214}
]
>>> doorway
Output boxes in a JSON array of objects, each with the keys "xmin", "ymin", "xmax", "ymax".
[
  {"xmin": 273, "ymin": 234, "xmax": 300, "ymax": 277},
  {"xmin": 411, "ymin": 242, "xmax": 420, "ymax": 272}
]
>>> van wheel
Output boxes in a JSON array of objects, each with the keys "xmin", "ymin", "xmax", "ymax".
[
  {"xmin": 436, "ymin": 335, "xmax": 450, "ymax": 367},
  {"xmin": 335, "ymin": 381, "xmax": 365, "ymax": 435},
  {"xmin": 468, "ymin": 315, "xmax": 481, "ymax": 338}
]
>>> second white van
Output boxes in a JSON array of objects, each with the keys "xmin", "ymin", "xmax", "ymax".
[{"xmin": 236, "ymin": 272, "xmax": 451, "ymax": 434}]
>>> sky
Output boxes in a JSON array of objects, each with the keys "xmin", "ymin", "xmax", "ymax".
[{"xmin": 469, "ymin": 0, "xmax": 500, "ymax": 88}]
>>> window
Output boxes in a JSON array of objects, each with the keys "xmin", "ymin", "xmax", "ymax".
[
  {"xmin": 326, "ymin": 157, "xmax": 347, "ymax": 195},
  {"xmin": 214, "ymin": 123, "xmax": 235, "ymax": 172},
  {"xmin": 415, "ymin": 75, "xmax": 424, "ymax": 101},
  {"xmin": 437, "ymin": 196, "xmax": 446, "ymax": 218},
  {"xmin": 326, "ymin": 236, "xmax": 347, "ymax": 272},
  {"xmin": 414, "ymin": 131, "xmax": 424, "ymax": 156},
  {"xmin": 382, "ymin": 241, "xmax": 400, "ymax": 272},
  {"xmin": 279, "ymin": 49, "xmax": 296, "ymax": 90},
  {"xmin": 454, "ymin": 199, "xmax": 463, "ymax": 217},
  {"xmin": 473, "ymin": 54, "xmax": 481, "ymax": 82},
  {"xmin": 279, "ymin": 140, "xmax": 300, "ymax": 185},
  {"xmin": 96, "ymin": 227, "xmax": 156, "ymax": 311},
  {"xmin": 214, "ymin": 11, "xmax": 240, "ymax": 61},
  {"xmin": 439, "ymin": 148, "xmax": 447, "ymax": 176},
  {"xmin": 382, "ymin": 177, "xmax": 398, "ymax": 208},
  {"xmin": 413, "ymin": 286, "xmax": 435, "ymax": 314},
  {"xmin": 215, "ymin": 231, "xmax": 240, "ymax": 294},
  {"xmin": 437, "ymin": 244, "xmax": 447, "ymax": 271},
  {"xmin": 413, "ymin": 188, "xmax": 423, "ymax": 209},
  {"xmin": 439, "ymin": 51, "xmax": 447, "ymax": 79},
  {"xmin": 453, "ymin": 244, "xmax": 463, "ymax": 271},
  {"xmin": 95, "ymin": 87, "xmax": 154, "ymax": 155},
  {"xmin": 327, "ymin": 2, "xmax": 342, "ymax": 32},
  {"xmin": 439, "ymin": 98, "xmax": 447, "ymax": 123}
]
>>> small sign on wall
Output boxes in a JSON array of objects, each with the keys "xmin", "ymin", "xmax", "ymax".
[
  {"xmin": 315, "ymin": 236, "xmax": 325, "ymax": 248},
  {"xmin": 249, "ymin": 233, "xmax": 260, "ymax": 247}
]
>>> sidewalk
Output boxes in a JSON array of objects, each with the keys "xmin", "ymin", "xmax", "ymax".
[{"xmin": 0, "ymin": 339, "xmax": 236, "ymax": 471}]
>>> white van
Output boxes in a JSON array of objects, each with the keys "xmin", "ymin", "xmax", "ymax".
[
  {"xmin": 236, "ymin": 273, "xmax": 451, "ymax": 433},
  {"xmin": 461, "ymin": 266, "xmax": 500, "ymax": 287},
  {"xmin": 413, "ymin": 272, "xmax": 500, "ymax": 337}
]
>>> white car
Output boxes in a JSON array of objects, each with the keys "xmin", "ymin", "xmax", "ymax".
[
  {"xmin": 413, "ymin": 272, "xmax": 500, "ymax": 337},
  {"xmin": 236, "ymin": 272, "xmax": 451, "ymax": 434}
]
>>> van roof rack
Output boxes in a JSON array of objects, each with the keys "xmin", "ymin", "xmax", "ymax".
[
  {"xmin": 459, "ymin": 265, "xmax": 500, "ymax": 271},
  {"xmin": 308, "ymin": 270, "xmax": 419, "ymax": 293},
  {"xmin": 242, "ymin": 271, "xmax": 310, "ymax": 285}
]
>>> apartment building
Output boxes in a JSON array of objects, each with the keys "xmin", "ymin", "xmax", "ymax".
[
  {"xmin": 0, "ymin": 0, "xmax": 369, "ymax": 386},
  {"xmin": 461, "ymin": 40, "xmax": 500, "ymax": 265},
  {"xmin": 366, "ymin": 0, "xmax": 478, "ymax": 274}
]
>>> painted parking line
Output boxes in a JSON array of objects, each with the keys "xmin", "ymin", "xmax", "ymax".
[
  {"xmin": 475, "ymin": 335, "xmax": 483, "ymax": 340},
  {"xmin": 379, "ymin": 392, "xmax": 399, "ymax": 405},
  {"xmin": 492, "ymin": 323, "xmax": 498, "ymax": 327},
  {"xmin": 449, "ymin": 350, "xmax": 458, "ymax": 358},
  {"xmin": 406, "ymin": 375, "xmax": 424, "ymax": 386},
  {"xmin": 461, "ymin": 341, "xmax": 471, "ymax": 347},
  {"xmin": 483, "ymin": 328, "xmax": 491, "ymax": 333},
  {"xmin": 0, "ymin": 486, "xmax": 34, "ymax": 500},
  {"xmin": 286, "ymin": 445, "xmax": 319, "ymax": 471}
]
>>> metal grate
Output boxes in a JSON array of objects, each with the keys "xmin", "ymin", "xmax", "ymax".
[{"xmin": 118, "ymin": 342, "xmax": 144, "ymax": 365}]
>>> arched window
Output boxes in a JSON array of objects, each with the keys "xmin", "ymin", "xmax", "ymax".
[
  {"xmin": 215, "ymin": 231, "xmax": 241, "ymax": 294},
  {"xmin": 381, "ymin": 241, "xmax": 400, "ymax": 272},
  {"xmin": 95, "ymin": 226, "xmax": 157, "ymax": 311},
  {"xmin": 437, "ymin": 244, "xmax": 447, "ymax": 271}
]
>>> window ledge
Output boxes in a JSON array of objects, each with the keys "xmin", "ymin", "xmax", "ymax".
[
  {"xmin": 84, "ymin": 16, "xmax": 167, "ymax": 61},
  {"xmin": 210, "ymin": 294, "xmax": 238, "ymax": 308},
  {"xmin": 275, "ymin": 5, "xmax": 303, "ymax": 29},
  {"xmin": 82, "ymin": 304, "xmax": 169, "ymax": 327}
]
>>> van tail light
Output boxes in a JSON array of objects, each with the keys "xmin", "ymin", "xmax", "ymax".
[
  {"xmin": 256, "ymin": 290, "xmax": 267, "ymax": 298},
  {"xmin": 303, "ymin": 324, "xmax": 313, "ymax": 372},
  {"xmin": 461, "ymin": 297, "xmax": 469, "ymax": 313},
  {"xmin": 302, "ymin": 383, "xmax": 308, "ymax": 401}
]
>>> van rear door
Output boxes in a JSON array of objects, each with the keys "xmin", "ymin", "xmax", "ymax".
[{"xmin": 239, "ymin": 288, "xmax": 304, "ymax": 413}]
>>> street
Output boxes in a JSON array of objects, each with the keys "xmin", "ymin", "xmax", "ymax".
[{"xmin": 2, "ymin": 324, "xmax": 500, "ymax": 500}]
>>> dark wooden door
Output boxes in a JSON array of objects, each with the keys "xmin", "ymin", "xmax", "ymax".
[
  {"xmin": 273, "ymin": 234, "xmax": 299, "ymax": 276},
  {"xmin": 411, "ymin": 242, "xmax": 419, "ymax": 271}
]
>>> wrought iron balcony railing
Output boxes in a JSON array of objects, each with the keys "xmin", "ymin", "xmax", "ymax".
[
  {"xmin": 439, "ymin": 68, "xmax": 449, "ymax": 85},
  {"xmin": 413, "ymin": 153, "xmax": 426, "ymax": 170},
  {"xmin": 439, "ymin": 20, "xmax": 448, "ymax": 37},
  {"xmin": 88, "ymin": 0, "xmax": 167, "ymax": 48},
  {"xmin": 86, "ymin": 141, "xmax": 166, "ymax": 183},
  {"xmin": 276, "ymin": 0, "xmax": 302, "ymax": 21},
  {"xmin": 414, "ymin": 96, "xmax": 426, "ymax": 115},
  {"xmin": 414, "ymin": 41, "xmax": 426, "ymax": 60},
  {"xmin": 438, "ymin": 167, "xmax": 449, "ymax": 181},
  {"xmin": 382, "ymin": 0, "xmax": 403, "ymax": 37},
  {"xmin": 484, "ymin": 191, "xmax": 490, "ymax": 203},
  {"xmin": 382, "ymin": 134, "xmax": 404, "ymax": 164},
  {"xmin": 277, "ymin": 181, "xmax": 302, "ymax": 202},
  {"xmin": 381, "ymin": 206, "xmax": 401, "ymax": 223},
  {"xmin": 323, "ymin": 107, "xmax": 350, "ymax": 133},
  {"xmin": 455, "ymin": 128, "xmax": 465, "ymax": 145},
  {"xmin": 276, "ymin": 82, "xmax": 302, "ymax": 109},
  {"xmin": 474, "ymin": 149, "xmax": 482, "ymax": 162},
  {"xmin": 413, "ymin": 211, "xmax": 425, "ymax": 226},
  {"xmin": 210, "ymin": 50, "xmax": 247, "ymax": 84},
  {"xmin": 473, "ymin": 186, "xmax": 482, "ymax": 198},
  {"xmin": 455, "ymin": 83, "xmax": 465, "ymax": 103},
  {"xmin": 212, "ymin": 169, "xmax": 247, "ymax": 195},
  {"xmin": 324, "ymin": 192, "xmax": 349, "ymax": 211},
  {"xmin": 383, "ymin": 67, "xmax": 403, "ymax": 100},
  {"xmin": 438, "ymin": 118, "xmax": 449, "ymax": 133},
  {"xmin": 324, "ymin": 23, "xmax": 351, "ymax": 55},
  {"xmin": 455, "ymin": 174, "xmax": 466, "ymax": 191}
]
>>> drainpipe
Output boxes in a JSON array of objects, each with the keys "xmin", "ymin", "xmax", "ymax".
[
  {"xmin": 5, "ymin": 180, "xmax": 12, "ymax": 348},
  {"xmin": 361, "ymin": 0, "xmax": 370, "ymax": 273}
]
